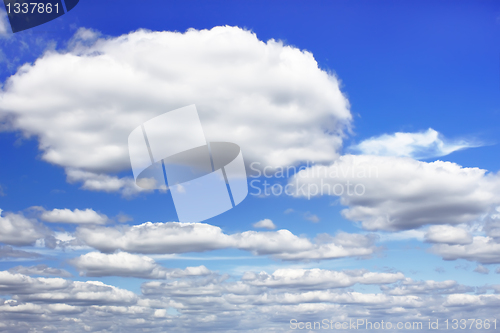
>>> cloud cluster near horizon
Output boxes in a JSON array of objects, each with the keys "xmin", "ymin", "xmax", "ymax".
[{"xmin": 0, "ymin": 265, "xmax": 496, "ymax": 332}]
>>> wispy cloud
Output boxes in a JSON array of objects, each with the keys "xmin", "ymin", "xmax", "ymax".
[
  {"xmin": 350, "ymin": 128, "xmax": 480, "ymax": 159},
  {"xmin": 304, "ymin": 212, "xmax": 320, "ymax": 223},
  {"xmin": 37, "ymin": 207, "xmax": 109, "ymax": 225},
  {"xmin": 71, "ymin": 252, "xmax": 211, "ymax": 279},
  {"xmin": 0, "ymin": 9, "xmax": 10, "ymax": 35},
  {"xmin": 253, "ymin": 219, "xmax": 276, "ymax": 230}
]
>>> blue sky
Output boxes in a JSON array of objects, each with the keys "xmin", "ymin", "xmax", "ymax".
[{"xmin": 0, "ymin": 1, "xmax": 500, "ymax": 332}]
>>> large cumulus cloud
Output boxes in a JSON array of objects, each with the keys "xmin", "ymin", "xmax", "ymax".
[
  {"xmin": 0, "ymin": 26, "xmax": 351, "ymax": 195},
  {"xmin": 289, "ymin": 155, "xmax": 500, "ymax": 231}
]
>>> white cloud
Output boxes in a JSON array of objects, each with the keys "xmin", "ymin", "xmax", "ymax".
[
  {"xmin": 252, "ymin": 219, "xmax": 276, "ymax": 230},
  {"xmin": 0, "ymin": 26, "xmax": 351, "ymax": 194},
  {"xmin": 381, "ymin": 278, "xmax": 474, "ymax": 295},
  {"xmin": 40, "ymin": 231, "xmax": 89, "ymax": 250},
  {"xmin": 77, "ymin": 222, "xmax": 234, "ymax": 254},
  {"xmin": 71, "ymin": 251, "xmax": 211, "ymax": 279},
  {"xmin": 473, "ymin": 264, "xmax": 490, "ymax": 275},
  {"xmin": 304, "ymin": 212, "xmax": 320, "ymax": 223},
  {"xmin": 484, "ymin": 206, "xmax": 500, "ymax": 240},
  {"xmin": 268, "ymin": 232, "xmax": 377, "ymax": 261},
  {"xmin": 0, "ymin": 271, "xmax": 137, "ymax": 305},
  {"xmin": 443, "ymin": 293, "xmax": 500, "ymax": 307},
  {"xmin": 242, "ymin": 268, "xmax": 404, "ymax": 289},
  {"xmin": 376, "ymin": 229, "xmax": 426, "ymax": 242},
  {"xmin": 425, "ymin": 225, "xmax": 473, "ymax": 245},
  {"xmin": 0, "ymin": 9, "xmax": 9, "ymax": 35},
  {"xmin": 289, "ymin": 155, "xmax": 500, "ymax": 231},
  {"xmin": 69, "ymin": 27, "xmax": 101, "ymax": 45},
  {"xmin": 116, "ymin": 213, "xmax": 133, "ymax": 223},
  {"xmin": 76, "ymin": 222, "xmax": 377, "ymax": 261},
  {"xmin": 351, "ymin": 128, "xmax": 478, "ymax": 159},
  {"xmin": 0, "ymin": 209, "xmax": 49, "ymax": 246},
  {"xmin": 0, "ymin": 268, "xmax": 497, "ymax": 332},
  {"xmin": 40, "ymin": 208, "xmax": 109, "ymax": 225},
  {"xmin": 8, "ymin": 265, "xmax": 72, "ymax": 277},
  {"xmin": 431, "ymin": 236, "xmax": 500, "ymax": 264}
]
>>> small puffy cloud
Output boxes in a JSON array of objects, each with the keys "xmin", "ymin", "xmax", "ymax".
[
  {"xmin": 38, "ymin": 232, "xmax": 88, "ymax": 251},
  {"xmin": 69, "ymin": 27, "xmax": 101, "ymax": 46},
  {"xmin": 289, "ymin": 155, "xmax": 500, "ymax": 231},
  {"xmin": 76, "ymin": 222, "xmax": 378, "ymax": 261},
  {"xmin": 474, "ymin": 264, "xmax": 490, "ymax": 274},
  {"xmin": 66, "ymin": 169, "xmax": 149, "ymax": 198},
  {"xmin": 40, "ymin": 208, "xmax": 108, "ymax": 225},
  {"xmin": 473, "ymin": 264, "xmax": 490, "ymax": 275},
  {"xmin": 242, "ymin": 268, "xmax": 404, "ymax": 289},
  {"xmin": 252, "ymin": 219, "xmax": 276, "ymax": 230},
  {"xmin": 116, "ymin": 213, "xmax": 133, "ymax": 223},
  {"xmin": 304, "ymin": 212, "xmax": 320, "ymax": 223},
  {"xmin": 0, "ymin": 184, "xmax": 5, "ymax": 196},
  {"xmin": 351, "ymin": 128, "xmax": 478, "ymax": 159},
  {"xmin": 431, "ymin": 236, "xmax": 500, "ymax": 264},
  {"xmin": 0, "ymin": 209, "xmax": 49, "ymax": 246},
  {"xmin": 71, "ymin": 251, "xmax": 211, "ymax": 279},
  {"xmin": 0, "ymin": 26, "xmax": 351, "ymax": 195},
  {"xmin": 425, "ymin": 225, "xmax": 473, "ymax": 245},
  {"xmin": 435, "ymin": 266, "xmax": 446, "ymax": 274},
  {"xmin": 8, "ymin": 265, "xmax": 72, "ymax": 277}
]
